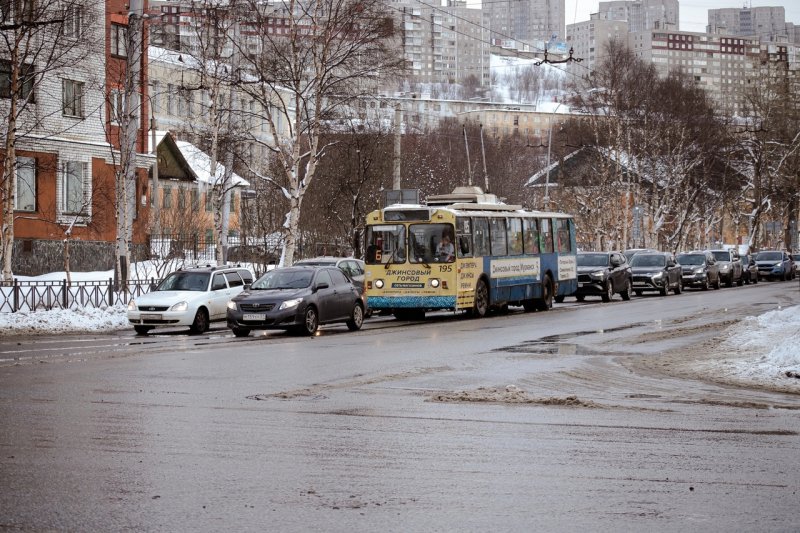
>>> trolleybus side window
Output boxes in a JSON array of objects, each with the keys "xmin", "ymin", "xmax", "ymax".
[
  {"xmin": 456, "ymin": 217, "xmax": 473, "ymax": 258},
  {"xmin": 523, "ymin": 218, "xmax": 539, "ymax": 254},
  {"xmin": 507, "ymin": 217, "xmax": 523, "ymax": 256},
  {"xmin": 365, "ymin": 224, "xmax": 406, "ymax": 265},
  {"xmin": 555, "ymin": 218, "xmax": 572, "ymax": 252},
  {"xmin": 540, "ymin": 218, "xmax": 554, "ymax": 253},
  {"xmin": 490, "ymin": 218, "xmax": 507, "ymax": 256},
  {"xmin": 473, "ymin": 218, "xmax": 490, "ymax": 256}
]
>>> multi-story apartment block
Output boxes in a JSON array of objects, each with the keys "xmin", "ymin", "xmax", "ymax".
[
  {"xmin": 566, "ymin": 13, "xmax": 629, "ymax": 72},
  {"xmin": 707, "ymin": 6, "xmax": 797, "ymax": 43},
  {"xmin": 484, "ymin": 0, "xmax": 565, "ymax": 46},
  {"xmin": 629, "ymin": 28, "xmax": 786, "ymax": 115},
  {"xmin": 4, "ymin": 0, "xmax": 153, "ymax": 274},
  {"xmin": 598, "ymin": 0, "xmax": 678, "ymax": 32},
  {"xmin": 387, "ymin": 1, "xmax": 491, "ymax": 88}
]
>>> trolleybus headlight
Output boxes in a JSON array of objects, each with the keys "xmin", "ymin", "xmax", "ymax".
[
  {"xmin": 375, "ymin": 279, "xmax": 385, "ymax": 289},
  {"xmin": 430, "ymin": 278, "xmax": 440, "ymax": 288}
]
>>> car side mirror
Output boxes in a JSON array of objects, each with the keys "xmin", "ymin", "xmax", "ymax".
[
  {"xmin": 315, "ymin": 282, "xmax": 329, "ymax": 291},
  {"xmin": 243, "ymin": 283, "xmax": 251, "ymax": 290}
]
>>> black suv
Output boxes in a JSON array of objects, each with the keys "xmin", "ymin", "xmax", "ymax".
[
  {"xmin": 573, "ymin": 251, "xmax": 633, "ymax": 302},
  {"xmin": 629, "ymin": 252, "xmax": 682, "ymax": 296},
  {"xmin": 709, "ymin": 249, "xmax": 743, "ymax": 287},
  {"xmin": 677, "ymin": 251, "xmax": 720, "ymax": 290}
]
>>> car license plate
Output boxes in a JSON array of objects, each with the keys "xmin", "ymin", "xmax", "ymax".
[
  {"xmin": 243, "ymin": 313, "xmax": 266, "ymax": 321},
  {"xmin": 141, "ymin": 313, "xmax": 161, "ymax": 320}
]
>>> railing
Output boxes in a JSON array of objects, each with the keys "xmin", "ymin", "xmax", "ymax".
[{"xmin": 0, "ymin": 278, "xmax": 161, "ymax": 313}]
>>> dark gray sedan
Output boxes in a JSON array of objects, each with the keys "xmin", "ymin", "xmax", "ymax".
[{"xmin": 226, "ymin": 266, "xmax": 365, "ymax": 337}]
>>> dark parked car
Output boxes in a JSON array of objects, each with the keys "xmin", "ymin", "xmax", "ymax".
[
  {"xmin": 294, "ymin": 256, "xmax": 371, "ymax": 316},
  {"xmin": 629, "ymin": 252, "xmax": 682, "ymax": 296},
  {"xmin": 709, "ymin": 249, "xmax": 743, "ymax": 287},
  {"xmin": 677, "ymin": 251, "xmax": 721, "ymax": 290},
  {"xmin": 741, "ymin": 254, "xmax": 759, "ymax": 285},
  {"xmin": 623, "ymin": 248, "xmax": 659, "ymax": 263},
  {"xmin": 226, "ymin": 266, "xmax": 365, "ymax": 337},
  {"xmin": 754, "ymin": 250, "xmax": 794, "ymax": 281},
  {"xmin": 573, "ymin": 251, "xmax": 632, "ymax": 302}
]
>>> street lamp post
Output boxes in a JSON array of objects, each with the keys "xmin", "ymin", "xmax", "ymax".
[{"xmin": 543, "ymin": 102, "xmax": 563, "ymax": 210}]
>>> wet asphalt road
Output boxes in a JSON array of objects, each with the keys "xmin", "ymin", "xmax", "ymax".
[{"xmin": 1, "ymin": 281, "xmax": 799, "ymax": 531}]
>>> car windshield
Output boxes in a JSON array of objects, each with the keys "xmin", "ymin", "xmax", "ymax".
[
  {"xmin": 756, "ymin": 252, "xmax": 782, "ymax": 261},
  {"xmin": 577, "ymin": 253, "xmax": 609, "ymax": 267},
  {"xmin": 677, "ymin": 254, "xmax": 704, "ymax": 265},
  {"xmin": 251, "ymin": 269, "xmax": 313, "ymax": 290},
  {"xmin": 711, "ymin": 251, "xmax": 731, "ymax": 262},
  {"xmin": 156, "ymin": 272, "xmax": 210, "ymax": 291},
  {"xmin": 630, "ymin": 254, "xmax": 666, "ymax": 267}
]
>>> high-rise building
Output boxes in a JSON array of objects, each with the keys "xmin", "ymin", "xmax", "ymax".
[
  {"xmin": 566, "ymin": 13, "xmax": 629, "ymax": 72},
  {"xmin": 484, "ymin": 0, "xmax": 565, "ymax": 48},
  {"xmin": 707, "ymin": 6, "xmax": 798, "ymax": 44},
  {"xmin": 599, "ymin": 0, "xmax": 678, "ymax": 32}
]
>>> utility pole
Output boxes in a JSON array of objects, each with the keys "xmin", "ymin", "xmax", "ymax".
[
  {"xmin": 392, "ymin": 105, "xmax": 401, "ymax": 189},
  {"xmin": 463, "ymin": 125, "xmax": 472, "ymax": 186},
  {"xmin": 480, "ymin": 123, "xmax": 489, "ymax": 193}
]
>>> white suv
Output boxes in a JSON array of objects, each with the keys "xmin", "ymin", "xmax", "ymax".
[{"xmin": 127, "ymin": 266, "xmax": 254, "ymax": 335}]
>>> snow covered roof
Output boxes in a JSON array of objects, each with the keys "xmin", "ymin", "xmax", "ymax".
[{"xmin": 148, "ymin": 130, "xmax": 249, "ymax": 188}]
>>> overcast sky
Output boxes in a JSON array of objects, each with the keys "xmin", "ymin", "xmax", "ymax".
[{"xmin": 564, "ymin": 1, "xmax": 800, "ymax": 33}]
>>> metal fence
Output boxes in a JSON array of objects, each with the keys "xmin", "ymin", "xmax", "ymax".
[{"xmin": 0, "ymin": 278, "xmax": 160, "ymax": 313}]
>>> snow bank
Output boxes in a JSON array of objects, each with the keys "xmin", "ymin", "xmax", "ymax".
[
  {"xmin": 0, "ymin": 305, "xmax": 129, "ymax": 336},
  {"xmin": 723, "ymin": 305, "xmax": 800, "ymax": 378}
]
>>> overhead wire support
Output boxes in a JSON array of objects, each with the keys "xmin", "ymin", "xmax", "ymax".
[{"xmin": 536, "ymin": 46, "xmax": 583, "ymax": 66}]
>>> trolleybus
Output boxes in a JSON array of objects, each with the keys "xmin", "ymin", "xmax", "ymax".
[{"xmin": 364, "ymin": 187, "xmax": 577, "ymax": 319}]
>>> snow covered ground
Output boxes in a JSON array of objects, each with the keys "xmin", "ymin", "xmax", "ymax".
[{"xmin": 1, "ymin": 269, "xmax": 798, "ymax": 391}]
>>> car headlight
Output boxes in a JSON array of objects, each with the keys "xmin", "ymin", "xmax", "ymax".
[
  {"xmin": 589, "ymin": 270, "xmax": 605, "ymax": 279},
  {"xmin": 279, "ymin": 297, "xmax": 303, "ymax": 310},
  {"xmin": 127, "ymin": 299, "xmax": 136, "ymax": 311},
  {"xmin": 430, "ymin": 278, "xmax": 440, "ymax": 288},
  {"xmin": 170, "ymin": 301, "xmax": 188, "ymax": 312},
  {"xmin": 693, "ymin": 267, "xmax": 704, "ymax": 274},
  {"xmin": 227, "ymin": 301, "xmax": 237, "ymax": 310},
  {"xmin": 374, "ymin": 279, "xmax": 385, "ymax": 289},
  {"xmin": 719, "ymin": 264, "xmax": 730, "ymax": 272}
]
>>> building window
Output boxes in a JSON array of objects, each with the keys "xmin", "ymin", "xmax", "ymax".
[
  {"xmin": 111, "ymin": 24, "xmax": 127, "ymax": 57},
  {"xmin": 205, "ymin": 189, "xmax": 212, "ymax": 211},
  {"xmin": 64, "ymin": 5, "xmax": 84, "ymax": 38},
  {"xmin": 61, "ymin": 161, "xmax": 90, "ymax": 216},
  {"xmin": 177, "ymin": 188, "xmax": 186, "ymax": 209},
  {"xmin": 109, "ymin": 88, "xmax": 123, "ymax": 123},
  {"xmin": 14, "ymin": 156, "xmax": 35, "ymax": 212},
  {"xmin": 62, "ymin": 79, "xmax": 84, "ymax": 117},
  {"xmin": 0, "ymin": 59, "xmax": 35, "ymax": 102},
  {"xmin": 191, "ymin": 189, "xmax": 199, "ymax": 211},
  {"xmin": 163, "ymin": 186, "xmax": 172, "ymax": 208}
]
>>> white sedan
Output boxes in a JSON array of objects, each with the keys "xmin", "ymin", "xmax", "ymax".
[{"xmin": 127, "ymin": 266, "xmax": 253, "ymax": 335}]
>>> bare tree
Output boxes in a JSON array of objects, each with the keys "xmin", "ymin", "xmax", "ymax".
[{"xmin": 235, "ymin": 0, "xmax": 406, "ymax": 266}]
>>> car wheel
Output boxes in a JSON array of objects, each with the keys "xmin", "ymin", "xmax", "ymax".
[
  {"xmin": 535, "ymin": 274, "xmax": 554, "ymax": 311},
  {"xmin": 554, "ymin": 294, "xmax": 565, "ymax": 304},
  {"xmin": 659, "ymin": 284, "xmax": 668, "ymax": 296},
  {"xmin": 713, "ymin": 275, "xmax": 721, "ymax": 290},
  {"xmin": 601, "ymin": 281, "xmax": 613, "ymax": 302},
  {"xmin": 346, "ymin": 302, "xmax": 364, "ymax": 331},
  {"xmin": 701, "ymin": 276, "xmax": 709, "ymax": 291},
  {"xmin": 726, "ymin": 276, "xmax": 733, "ymax": 288},
  {"xmin": 674, "ymin": 281, "xmax": 682, "ymax": 295},
  {"xmin": 635, "ymin": 290, "xmax": 643, "ymax": 297},
  {"xmin": 575, "ymin": 294, "xmax": 585, "ymax": 302},
  {"xmin": 299, "ymin": 306, "xmax": 318, "ymax": 336},
  {"xmin": 189, "ymin": 308, "xmax": 209, "ymax": 334},
  {"xmin": 621, "ymin": 279, "xmax": 632, "ymax": 301},
  {"xmin": 134, "ymin": 325, "xmax": 153, "ymax": 335},
  {"xmin": 232, "ymin": 327, "xmax": 250, "ymax": 338},
  {"xmin": 737, "ymin": 275, "xmax": 744, "ymax": 287},
  {"xmin": 472, "ymin": 279, "xmax": 489, "ymax": 317},
  {"xmin": 753, "ymin": 274, "xmax": 758, "ymax": 284}
]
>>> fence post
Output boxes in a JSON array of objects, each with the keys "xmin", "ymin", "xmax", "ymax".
[
  {"xmin": 13, "ymin": 278, "xmax": 19, "ymax": 313},
  {"xmin": 108, "ymin": 278, "xmax": 114, "ymax": 307},
  {"xmin": 62, "ymin": 279, "xmax": 68, "ymax": 308}
]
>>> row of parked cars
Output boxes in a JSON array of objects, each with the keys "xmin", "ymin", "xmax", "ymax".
[
  {"xmin": 127, "ymin": 257, "xmax": 369, "ymax": 337},
  {"xmin": 560, "ymin": 247, "xmax": 797, "ymax": 303}
]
